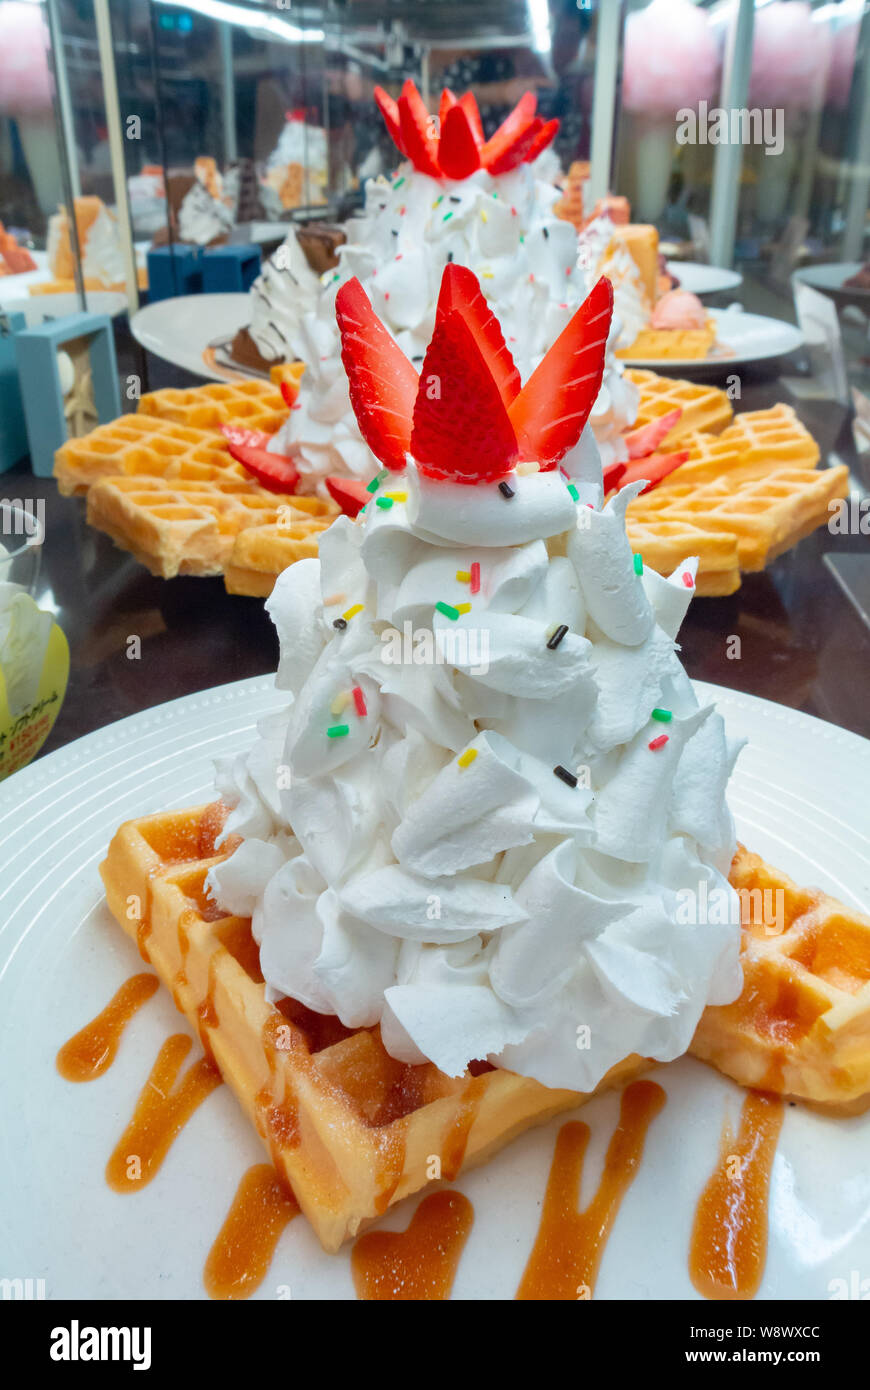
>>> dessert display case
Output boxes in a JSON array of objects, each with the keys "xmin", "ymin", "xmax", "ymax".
[{"xmin": 1, "ymin": 0, "xmax": 870, "ymax": 1317}]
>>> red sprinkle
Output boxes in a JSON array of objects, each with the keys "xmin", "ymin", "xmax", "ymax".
[
  {"xmin": 352, "ymin": 686, "xmax": 367, "ymax": 717},
  {"xmin": 470, "ymin": 561, "xmax": 481, "ymax": 595},
  {"xmin": 682, "ymin": 572, "xmax": 695, "ymax": 589},
  {"xmin": 648, "ymin": 735, "xmax": 669, "ymax": 751}
]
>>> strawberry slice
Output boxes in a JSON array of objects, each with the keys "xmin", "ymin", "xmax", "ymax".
[
  {"xmin": 524, "ymin": 117, "xmax": 559, "ymax": 166},
  {"xmin": 623, "ymin": 407, "xmax": 682, "ymax": 459},
  {"xmin": 279, "ymin": 378, "xmax": 301, "ymax": 409},
  {"xmin": 374, "ymin": 85, "xmax": 405, "ymax": 155},
  {"xmin": 508, "ymin": 276, "xmax": 613, "ymax": 468},
  {"xmin": 459, "ymin": 91, "xmax": 484, "ymax": 146},
  {"xmin": 438, "ymin": 87, "xmax": 457, "ymax": 128},
  {"xmin": 479, "ymin": 91, "xmax": 537, "ymax": 169},
  {"xmin": 438, "ymin": 104, "xmax": 481, "ymax": 179},
  {"xmin": 620, "ymin": 450, "xmax": 689, "ymax": 494},
  {"xmin": 326, "ymin": 475, "xmax": 369, "ymax": 518},
  {"xmin": 398, "ymin": 80, "xmax": 441, "ymax": 178},
  {"xmin": 602, "ymin": 460, "xmax": 627, "ymax": 494},
  {"xmin": 484, "ymin": 116, "xmax": 549, "ymax": 176},
  {"xmin": 435, "ymin": 264, "xmax": 519, "ymax": 406},
  {"xmin": 335, "ymin": 277, "xmax": 419, "ymax": 472},
  {"xmin": 226, "ymin": 441, "xmax": 299, "ymax": 493},
  {"xmin": 411, "ymin": 308, "xmax": 518, "ymax": 483},
  {"xmin": 220, "ymin": 424, "xmax": 273, "ymax": 450}
]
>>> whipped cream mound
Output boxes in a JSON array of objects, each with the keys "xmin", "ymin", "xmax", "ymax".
[
  {"xmin": 207, "ymin": 442, "xmax": 744, "ymax": 1093},
  {"xmin": 258, "ymin": 160, "xmax": 638, "ymax": 492},
  {"xmin": 81, "ymin": 205, "xmax": 126, "ymax": 288},
  {"xmin": 178, "ymin": 181, "xmax": 233, "ymax": 246}
]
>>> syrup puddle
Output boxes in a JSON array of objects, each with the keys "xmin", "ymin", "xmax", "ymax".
[
  {"xmin": 689, "ymin": 1090, "xmax": 784, "ymax": 1300},
  {"xmin": 105, "ymin": 1033, "xmax": 222, "ymax": 1191},
  {"xmin": 204, "ymin": 1164, "xmax": 300, "ymax": 1300},
  {"xmin": 352, "ymin": 1191, "xmax": 474, "ymax": 1300},
  {"xmin": 517, "ymin": 1079, "xmax": 667, "ymax": 1299},
  {"xmin": 56, "ymin": 974, "xmax": 158, "ymax": 1081}
]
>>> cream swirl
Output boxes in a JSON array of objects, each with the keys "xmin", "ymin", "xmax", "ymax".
[
  {"xmin": 207, "ymin": 440, "xmax": 743, "ymax": 1092},
  {"xmin": 262, "ymin": 160, "xmax": 638, "ymax": 491}
]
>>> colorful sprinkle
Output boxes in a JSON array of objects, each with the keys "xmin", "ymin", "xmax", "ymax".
[
  {"xmin": 443, "ymin": 211, "xmax": 454, "ymax": 222},
  {"xmin": 648, "ymin": 734, "xmax": 670, "ymax": 751},
  {"xmin": 343, "ymin": 603, "xmax": 364, "ymax": 621},
  {"xmin": 480, "ymin": 210, "xmax": 488, "ymax": 223},
  {"xmin": 330, "ymin": 691, "xmax": 350, "ymax": 715},
  {"xmin": 682, "ymin": 571, "xmax": 695, "ymax": 589},
  {"xmin": 498, "ymin": 481, "xmax": 515, "ymax": 499},
  {"xmin": 323, "ymin": 591, "xmax": 346, "ymax": 606},
  {"xmin": 375, "ymin": 496, "xmax": 394, "ymax": 510},
  {"xmin": 470, "ymin": 562, "xmax": 481, "ymax": 594},
  {"xmin": 633, "ymin": 554, "xmax": 644, "ymax": 575},
  {"xmin": 436, "ymin": 601, "xmax": 460, "ymax": 621},
  {"xmin": 385, "ymin": 491, "xmax": 407, "ymax": 502},
  {"xmin": 554, "ymin": 765, "xmax": 578, "ymax": 788},
  {"xmin": 458, "ymin": 749, "xmax": 478, "ymax": 770},
  {"xmin": 332, "ymin": 618, "xmax": 347, "ymax": 631},
  {"xmin": 516, "ymin": 460, "xmax": 538, "ymax": 476},
  {"xmin": 566, "ymin": 483, "xmax": 579, "ymax": 502},
  {"xmin": 651, "ymin": 708, "xmax": 672, "ymax": 722},
  {"xmin": 455, "ymin": 602, "xmax": 472, "ymax": 615},
  {"xmin": 393, "ymin": 176, "xmax": 405, "ymax": 190},
  {"xmin": 327, "ymin": 725, "xmax": 350, "ymax": 739},
  {"xmin": 366, "ymin": 472, "xmax": 386, "ymax": 494},
  {"xmin": 352, "ymin": 686, "xmax": 367, "ymax": 717},
  {"xmin": 547, "ymin": 624, "xmax": 569, "ymax": 650},
  {"xmin": 456, "ymin": 569, "xmax": 471, "ymax": 583}
]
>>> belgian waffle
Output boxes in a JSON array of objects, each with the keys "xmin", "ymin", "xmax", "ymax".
[
  {"xmin": 617, "ymin": 322, "xmax": 717, "ymax": 362},
  {"xmin": 625, "ymin": 369, "xmax": 734, "ymax": 442},
  {"xmin": 100, "ymin": 803, "xmax": 646, "ymax": 1251},
  {"xmin": 691, "ymin": 846, "xmax": 870, "ymax": 1114},
  {"xmin": 138, "ymin": 375, "xmax": 300, "ymax": 433},
  {"xmin": 716, "ymin": 404, "xmax": 820, "ymax": 472}
]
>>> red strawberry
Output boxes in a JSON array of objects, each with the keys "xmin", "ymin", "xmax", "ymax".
[
  {"xmin": 602, "ymin": 460, "xmax": 627, "ymax": 494},
  {"xmin": 435, "ymin": 264, "xmax": 520, "ymax": 406},
  {"xmin": 479, "ymin": 91, "xmax": 537, "ymax": 169},
  {"xmin": 398, "ymin": 81, "xmax": 441, "ymax": 178},
  {"xmin": 438, "ymin": 88, "xmax": 457, "ymax": 128},
  {"xmin": 335, "ymin": 277, "xmax": 418, "ymax": 472},
  {"xmin": 411, "ymin": 308, "xmax": 518, "ymax": 483},
  {"xmin": 374, "ymin": 85, "xmax": 405, "ymax": 154},
  {"xmin": 220, "ymin": 424, "xmax": 273, "ymax": 450},
  {"xmin": 620, "ymin": 450, "xmax": 689, "ymax": 494},
  {"xmin": 226, "ymin": 441, "xmax": 299, "ymax": 494},
  {"xmin": 438, "ymin": 104, "xmax": 481, "ymax": 179},
  {"xmin": 279, "ymin": 378, "xmax": 301, "ymax": 409},
  {"xmin": 326, "ymin": 475, "xmax": 369, "ymax": 518},
  {"xmin": 508, "ymin": 276, "xmax": 613, "ymax": 468},
  {"xmin": 459, "ymin": 92, "xmax": 484, "ymax": 146},
  {"xmin": 524, "ymin": 117, "xmax": 559, "ymax": 166},
  {"xmin": 623, "ymin": 408, "xmax": 682, "ymax": 459},
  {"xmin": 485, "ymin": 117, "xmax": 548, "ymax": 176}
]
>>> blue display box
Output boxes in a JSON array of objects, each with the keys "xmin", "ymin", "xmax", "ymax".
[
  {"xmin": 202, "ymin": 243, "xmax": 261, "ymax": 293},
  {"xmin": 0, "ymin": 312, "xmax": 29, "ymax": 473},
  {"xmin": 147, "ymin": 243, "xmax": 203, "ymax": 302},
  {"xmin": 15, "ymin": 312, "xmax": 122, "ymax": 477}
]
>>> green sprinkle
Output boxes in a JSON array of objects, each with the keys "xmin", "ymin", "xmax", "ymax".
[
  {"xmin": 393, "ymin": 176, "xmax": 405, "ymax": 190},
  {"xmin": 651, "ymin": 708, "xmax": 672, "ymax": 722},
  {"xmin": 376, "ymin": 495, "xmax": 393, "ymax": 510},
  {"xmin": 519, "ymin": 234, "xmax": 524, "ymax": 243},
  {"xmin": 436, "ymin": 601, "xmax": 460, "ymax": 621},
  {"xmin": 332, "ymin": 272, "xmax": 340, "ymax": 281},
  {"xmin": 633, "ymin": 553, "xmax": 643, "ymax": 575},
  {"xmin": 327, "ymin": 725, "xmax": 350, "ymax": 739},
  {"xmin": 443, "ymin": 211, "xmax": 454, "ymax": 222},
  {"xmin": 436, "ymin": 195, "xmax": 444, "ymax": 205},
  {"xmin": 566, "ymin": 483, "xmax": 579, "ymax": 502},
  {"xmin": 366, "ymin": 471, "xmax": 387, "ymax": 494}
]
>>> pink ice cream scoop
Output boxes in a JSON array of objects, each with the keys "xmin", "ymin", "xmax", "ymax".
[{"xmin": 650, "ymin": 289, "xmax": 707, "ymax": 330}]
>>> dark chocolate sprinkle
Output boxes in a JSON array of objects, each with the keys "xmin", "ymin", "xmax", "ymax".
[
  {"xmin": 553, "ymin": 765, "xmax": 577, "ymax": 788},
  {"xmin": 546, "ymin": 624, "xmax": 569, "ymax": 650},
  {"xmin": 498, "ymin": 481, "xmax": 515, "ymax": 499},
  {"xmin": 333, "ymin": 617, "xmax": 347, "ymax": 631}
]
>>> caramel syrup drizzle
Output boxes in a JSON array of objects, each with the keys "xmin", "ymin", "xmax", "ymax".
[
  {"xmin": 689, "ymin": 1090, "xmax": 784, "ymax": 1300},
  {"xmin": 517, "ymin": 1079, "xmax": 667, "ymax": 1300},
  {"xmin": 352, "ymin": 1191, "xmax": 474, "ymax": 1300},
  {"xmin": 56, "ymin": 974, "xmax": 158, "ymax": 1082},
  {"xmin": 105, "ymin": 1033, "xmax": 222, "ymax": 1192},
  {"xmin": 203, "ymin": 1164, "xmax": 300, "ymax": 1300}
]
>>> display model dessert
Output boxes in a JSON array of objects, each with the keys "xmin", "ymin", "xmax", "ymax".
[
  {"xmin": 226, "ymin": 81, "xmax": 638, "ymax": 489},
  {"xmin": 0, "ymin": 221, "xmax": 37, "ymax": 275},
  {"xmin": 98, "ymin": 265, "xmax": 870, "ymax": 1266},
  {"xmin": 151, "ymin": 161, "xmax": 233, "ymax": 248},
  {"xmin": 30, "ymin": 196, "xmax": 147, "ymax": 295},
  {"xmin": 264, "ymin": 109, "xmax": 329, "ymax": 210}
]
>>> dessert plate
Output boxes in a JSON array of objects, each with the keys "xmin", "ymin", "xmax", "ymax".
[
  {"xmin": 793, "ymin": 262, "xmax": 870, "ymax": 307},
  {"xmin": 130, "ymin": 292, "xmax": 250, "ymax": 381},
  {"xmin": 620, "ymin": 308, "xmax": 804, "ymax": 371},
  {"xmin": 0, "ymin": 676, "xmax": 868, "ymax": 1300},
  {"xmin": 666, "ymin": 262, "xmax": 742, "ymax": 296}
]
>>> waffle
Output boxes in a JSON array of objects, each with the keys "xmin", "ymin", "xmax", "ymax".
[
  {"xmin": 625, "ymin": 369, "xmax": 734, "ymax": 442},
  {"xmin": 138, "ymin": 376, "xmax": 298, "ymax": 434},
  {"xmin": 627, "ymin": 464, "xmax": 849, "ymax": 590},
  {"xmin": 55, "ymin": 414, "xmax": 242, "ymax": 496},
  {"xmin": 617, "ymin": 321, "xmax": 717, "ymax": 362},
  {"xmin": 691, "ymin": 846, "xmax": 870, "ymax": 1114},
  {"xmin": 100, "ymin": 802, "xmax": 647, "ymax": 1251},
  {"xmin": 716, "ymin": 404, "xmax": 820, "ymax": 472}
]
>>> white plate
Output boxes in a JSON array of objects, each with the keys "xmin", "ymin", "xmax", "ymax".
[
  {"xmin": 793, "ymin": 262, "xmax": 870, "ymax": 302},
  {"xmin": 1, "ymin": 677, "xmax": 869, "ymax": 1300},
  {"xmin": 0, "ymin": 245, "xmax": 148, "ymax": 312},
  {"xmin": 666, "ymin": 261, "xmax": 742, "ymax": 295},
  {"xmin": 131, "ymin": 292, "xmax": 251, "ymax": 380},
  {"xmin": 1, "ymin": 291, "xmax": 128, "ymax": 324},
  {"xmin": 620, "ymin": 308, "xmax": 804, "ymax": 370}
]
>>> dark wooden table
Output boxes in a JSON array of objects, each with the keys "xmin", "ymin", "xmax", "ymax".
[{"xmin": 3, "ymin": 358, "xmax": 869, "ymax": 765}]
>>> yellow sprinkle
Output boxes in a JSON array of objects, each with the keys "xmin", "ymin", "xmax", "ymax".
[
  {"xmin": 516, "ymin": 460, "xmax": 539, "ymax": 476},
  {"xmin": 385, "ymin": 491, "xmax": 407, "ymax": 502},
  {"xmin": 481, "ymin": 271, "xmax": 494, "ymax": 279},
  {"xmin": 480, "ymin": 210, "xmax": 488, "ymax": 223},
  {"xmin": 455, "ymin": 602, "xmax": 472, "ymax": 615},
  {"xmin": 456, "ymin": 569, "xmax": 471, "ymax": 583},
  {"xmin": 323, "ymin": 591, "xmax": 346, "ymax": 606},
  {"xmin": 458, "ymin": 749, "xmax": 478, "ymax": 769},
  {"xmin": 343, "ymin": 603, "xmax": 364, "ymax": 621},
  {"xmin": 330, "ymin": 690, "xmax": 350, "ymax": 715}
]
